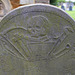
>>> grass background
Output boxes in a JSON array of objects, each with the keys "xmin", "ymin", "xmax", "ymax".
[
  {"xmin": 66, "ymin": 6, "xmax": 75, "ymax": 20},
  {"xmin": 66, "ymin": 11, "xmax": 75, "ymax": 20},
  {"xmin": 58, "ymin": 6, "xmax": 75, "ymax": 20}
]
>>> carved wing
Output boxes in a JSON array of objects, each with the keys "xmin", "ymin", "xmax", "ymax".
[
  {"xmin": 48, "ymin": 27, "xmax": 75, "ymax": 59},
  {"xmin": 0, "ymin": 28, "xmax": 32, "ymax": 60}
]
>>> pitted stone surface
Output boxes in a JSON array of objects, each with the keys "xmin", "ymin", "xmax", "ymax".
[{"xmin": 0, "ymin": 4, "xmax": 75, "ymax": 75}]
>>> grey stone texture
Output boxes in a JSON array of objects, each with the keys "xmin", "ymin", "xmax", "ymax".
[
  {"xmin": 0, "ymin": 4, "xmax": 75, "ymax": 75},
  {"xmin": 35, "ymin": 0, "xmax": 49, "ymax": 4}
]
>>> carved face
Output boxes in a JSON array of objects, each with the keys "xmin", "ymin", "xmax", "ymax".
[{"xmin": 27, "ymin": 15, "xmax": 50, "ymax": 38}]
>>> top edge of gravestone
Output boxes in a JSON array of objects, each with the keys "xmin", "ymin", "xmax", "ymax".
[{"xmin": 0, "ymin": 3, "xmax": 75, "ymax": 26}]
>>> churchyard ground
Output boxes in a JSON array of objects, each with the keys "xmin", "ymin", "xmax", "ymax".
[{"xmin": 58, "ymin": 6, "xmax": 75, "ymax": 20}]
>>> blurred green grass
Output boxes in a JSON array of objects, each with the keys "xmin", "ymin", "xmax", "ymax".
[
  {"xmin": 66, "ymin": 6, "xmax": 75, "ymax": 20},
  {"xmin": 58, "ymin": 6, "xmax": 75, "ymax": 20},
  {"xmin": 66, "ymin": 10, "xmax": 75, "ymax": 20}
]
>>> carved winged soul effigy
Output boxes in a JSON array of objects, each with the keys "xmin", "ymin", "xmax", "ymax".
[{"xmin": 0, "ymin": 4, "xmax": 75, "ymax": 75}]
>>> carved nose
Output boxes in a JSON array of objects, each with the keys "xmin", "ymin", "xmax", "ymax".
[{"xmin": 32, "ymin": 29, "xmax": 35, "ymax": 33}]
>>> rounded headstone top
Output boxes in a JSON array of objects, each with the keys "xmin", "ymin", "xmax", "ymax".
[
  {"xmin": 0, "ymin": 4, "xmax": 75, "ymax": 75},
  {"xmin": 0, "ymin": 4, "xmax": 75, "ymax": 61},
  {"xmin": 0, "ymin": 4, "xmax": 75, "ymax": 23}
]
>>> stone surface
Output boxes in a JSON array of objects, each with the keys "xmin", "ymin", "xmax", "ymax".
[
  {"xmin": 0, "ymin": 0, "xmax": 12, "ymax": 13},
  {"xmin": 0, "ymin": 4, "xmax": 75, "ymax": 75},
  {"xmin": 0, "ymin": 0, "xmax": 12, "ymax": 20},
  {"xmin": 35, "ymin": 0, "xmax": 49, "ymax": 4},
  {"xmin": 20, "ymin": 0, "xmax": 34, "ymax": 4}
]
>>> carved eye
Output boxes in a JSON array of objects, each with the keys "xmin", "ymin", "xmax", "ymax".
[
  {"xmin": 66, "ymin": 44, "xmax": 71, "ymax": 49},
  {"xmin": 36, "ymin": 26, "xmax": 40, "ymax": 29}
]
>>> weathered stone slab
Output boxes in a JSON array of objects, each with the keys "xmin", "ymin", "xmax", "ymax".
[{"xmin": 0, "ymin": 4, "xmax": 75, "ymax": 75}]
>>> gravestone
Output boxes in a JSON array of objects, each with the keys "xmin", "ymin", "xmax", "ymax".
[
  {"xmin": 35, "ymin": 0, "xmax": 49, "ymax": 4},
  {"xmin": 0, "ymin": 0, "xmax": 12, "ymax": 13},
  {"xmin": 0, "ymin": 4, "xmax": 75, "ymax": 75},
  {"xmin": 0, "ymin": 0, "xmax": 12, "ymax": 20},
  {"xmin": 20, "ymin": 0, "xmax": 35, "ymax": 4},
  {"xmin": 69, "ymin": 5, "xmax": 72, "ymax": 11},
  {"xmin": 61, "ymin": 5, "xmax": 65, "ymax": 10}
]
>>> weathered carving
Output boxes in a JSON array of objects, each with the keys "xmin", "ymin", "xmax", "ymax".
[
  {"xmin": 48, "ymin": 26, "xmax": 74, "ymax": 59},
  {"xmin": 0, "ymin": 4, "xmax": 75, "ymax": 75}
]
